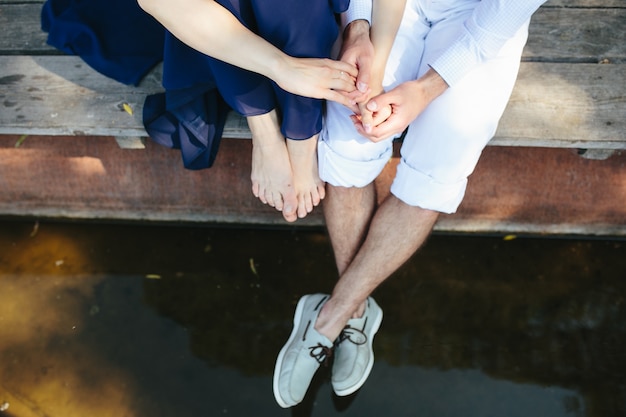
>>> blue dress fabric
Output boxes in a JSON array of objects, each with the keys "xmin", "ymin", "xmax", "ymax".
[
  {"xmin": 41, "ymin": 0, "xmax": 165, "ymax": 86},
  {"xmin": 41, "ymin": 0, "xmax": 349, "ymax": 169}
]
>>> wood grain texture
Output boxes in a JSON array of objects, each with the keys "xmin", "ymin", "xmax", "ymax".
[
  {"xmin": 2, "ymin": 57, "xmax": 623, "ymax": 147},
  {"xmin": 1, "ymin": 0, "xmax": 625, "ymax": 232},
  {"xmin": 1, "ymin": 1, "xmax": 624, "ymax": 145}
]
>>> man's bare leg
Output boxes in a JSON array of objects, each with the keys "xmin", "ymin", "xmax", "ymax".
[
  {"xmin": 323, "ymin": 184, "xmax": 377, "ymax": 318},
  {"xmin": 286, "ymin": 136, "xmax": 326, "ymax": 219},
  {"xmin": 247, "ymin": 111, "xmax": 298, "ymax": 222},
  {"xmin": 316, "ymin": 194, "xmax": 439, "ymax": 340}
]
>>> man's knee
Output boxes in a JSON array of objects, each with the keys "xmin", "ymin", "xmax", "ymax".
[{"xmin": 385, "ymin": 194, "xmax": 441, "ymax": 226}]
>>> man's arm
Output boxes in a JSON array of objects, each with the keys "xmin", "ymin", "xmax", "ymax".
[
  {"xmin": 430, "ymin": 0, "xmax": 548, "ymax": 86},
  {"xmin": 356, "ymin": 0, "xmax": 548, "ymax": 141}
]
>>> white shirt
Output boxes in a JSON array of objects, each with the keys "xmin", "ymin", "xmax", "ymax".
[{"xmin": 345, "ymin": 0, "xmax": 547, "ymax": 86}]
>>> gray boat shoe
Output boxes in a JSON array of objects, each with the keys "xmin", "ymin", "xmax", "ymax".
[
  {"xmin": 273, "ymin": 293, "xmax": 333, "ymax": 408},
  {"xmin": 331, "ymin": 296, "xmax": 383, "ymax": 396}
]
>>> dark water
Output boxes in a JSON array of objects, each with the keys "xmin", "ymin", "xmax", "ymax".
[{"xmin": 0, "ymin": 219, "xmax": 625, "ymax": 417}]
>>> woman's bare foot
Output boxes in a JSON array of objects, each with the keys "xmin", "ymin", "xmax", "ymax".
[
  {"xmin": 286, "ymin": 135, "xmax": 326, "ymax": 219},
  {"xmin": 247, "ymin": 111, "xmax": 298, "ymax": 222}
]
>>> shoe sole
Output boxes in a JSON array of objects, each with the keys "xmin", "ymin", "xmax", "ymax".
[
  {"xmin": 333, "ymin": 298, "xmax": 383, "ymax": 397},
  {"xmin": 273, "ymin": 294, "xmax": 326, "ymax": 408}
]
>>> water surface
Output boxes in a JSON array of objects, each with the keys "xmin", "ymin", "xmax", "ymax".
[{"xmin": 0, "ymin": 220, "xmax": 624, "ymax": 416}]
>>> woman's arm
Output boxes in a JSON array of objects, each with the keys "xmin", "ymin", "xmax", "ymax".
[
  {"xmin": 369, "ymin": 0, "xmax": 406, "ymax": 90},
  {"xmin": 355, "ymin": 0, "xmax": 407, "ymax": 130},
  {"xmin": 137, "ymin": 0, "xmax": 359, "ymax": 105}
]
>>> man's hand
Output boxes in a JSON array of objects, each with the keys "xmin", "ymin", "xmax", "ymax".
[
  {"xmin": 352, "ymin": 68, "xmax": 449, "ymax": 142},
  {"xmin": 340, "ymin": 20, "xmax": 374, "ymax": 98},
  {"xmin": 352, "ymin": 99, "xmax": 392, "ymax": 136},
  {"xmin": 339, "ymin": 19, "xmax": 392, "ymax": 131},
  {"xmin": 338, "ymin": 19, "xmax": 377, "ymax": 114}
]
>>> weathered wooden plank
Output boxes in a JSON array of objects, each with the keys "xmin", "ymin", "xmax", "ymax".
[
  {"xmin": 0, "ymin": 3, "xmax": 53, "ymax": 54},
  {"xmin": 545, "ymin": 0, "xmax": 625, "ymax": 7},
  {"xmin": 0, "ymin": 56, "xmax": 251, "ymax": 138},
  {"xmin": 4, "ymin": 3, "xmax": 625, "ymax": 62},
  {"xmin": 2, "ymin": 0, "xmax": 612, "ymax": 5},
  {"xmin": 2, "ymin": 56, "xmax": 624, "ymax": 148},
  {"xmin": 493, "ymin": 62, "xmax": 626, "ymax": 149},
  {"xmin": 4, "ymin": 0, "xmax": 618, "ymax": 6},
  {"xmin": 0, "ymin": 56, "xmax": 160, "ymax": 136},
  {"xmin": 527, "ymin": 8, "xmax": 626, "ymax": 63},
  {"xmin": 1, "ymin": 136, "xmax": 624, "ymax": 235},
  {"xmin": 1, "ymin": 0, "xmax": 622, "ymax": 7}
]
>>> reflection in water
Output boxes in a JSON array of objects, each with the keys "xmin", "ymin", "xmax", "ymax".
[{"xmin": 0, "ymin": 220, "xmax": 624, "ymax": 416}]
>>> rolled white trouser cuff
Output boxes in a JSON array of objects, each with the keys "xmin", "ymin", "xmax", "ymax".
[
  {"xmin": 319, "ymin": 99, "xmax": 396, "ymax": 187},
  {"xmin": 391, "ymin": 161, "xmax": 467, "ymax": 214},
  {"xmin": 321, "ymin": 0, "xmax": 530, "ymax": 213},
  {"xmin": 318, "ymin": 135, "xmax": 393, "ymax": 188}
]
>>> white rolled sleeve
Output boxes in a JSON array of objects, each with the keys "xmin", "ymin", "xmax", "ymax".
[
  {"xmin": 430, "ymin": 0, "xmax": 547, "ymax": 86},
  {"xmin": 341, "ymin": 0, "xmax": 372, "ymax": 28}
]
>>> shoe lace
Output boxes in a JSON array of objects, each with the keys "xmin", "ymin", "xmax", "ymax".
[
  {"xmin": 308, "ymin": 343, "xmax": 333, "ymax": 365},
  {"xmin": 337, "ymin": 325, "xmax": 367, "ymax": 346}
]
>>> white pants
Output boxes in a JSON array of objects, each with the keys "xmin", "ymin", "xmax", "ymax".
[{"xmin": 319, "ymin": 0, "xmax": 530, "ymax": 213}]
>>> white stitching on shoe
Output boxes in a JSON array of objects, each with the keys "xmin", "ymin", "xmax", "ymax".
[
  {"xmin": 336, "ymin": 325, "xmax": 367, "ymax": 346},
  {"xmin": 302, "ymin": 320, "xmax": 311, "ymax": 341},
  {"xmin": 313, "ymin": 296, "xmax": 327, "ymax": 311}
]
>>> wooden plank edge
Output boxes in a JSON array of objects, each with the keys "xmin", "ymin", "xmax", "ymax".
[
  {"xmin": 0, "ymin": 112, "xmax": 251, "ymax": 138},
  {"xmin": 1, "ymin": 129, "xmax": 623, "ymax": 151},
  {"xmin": 0, "ymin": 208, "xmax": 623, "ymax": 237}
]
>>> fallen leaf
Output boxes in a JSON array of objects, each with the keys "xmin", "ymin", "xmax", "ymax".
[
  {"xmin": 145, "ymin": 274, "xmax": 161, "ymax": 280},
  {"xmin": 14, "ymin": 135, "xmax": 28, "ymax": 148},
  {"xmin": 122, "ymin": 102, "xmax": 134, "ymax": 115},
  {"xmin": 29, "ymin": 220, "xmax": 39, "ymax": 238},
  {"xmin": 503, "ymin": 235, "xmax": 517, "ymax": 241},
  {"xmin": 249, "ymin": 258, "xmax": 258, "ymax": 276}
]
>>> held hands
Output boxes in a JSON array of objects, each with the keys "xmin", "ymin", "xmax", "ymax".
[
  {"xmin": 353, "ymin": 70, "xmax": 450, "ymax": 143},
  {"xmin": 353, "ymin": 81, "xmax": 426, "ymax": 142},
  {"xmin": 339, "ymin": 20, "xmax": 375, "ymax": 105},
  {"xmin": 339, "ymin": 19, "xmax": 449, "ymax": 142},
  {"xmin": 338, "ymin": 20, "xmax": 384, "ymax": 127},
  {"xmin": 271, "ymin": 21, "xmax": 450, "ymax": 142},
  {"xmin": 338, "ymin": 19, "xmax": 397, "ymax": 141}
]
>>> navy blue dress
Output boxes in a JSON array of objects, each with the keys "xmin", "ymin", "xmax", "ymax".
[{"xmin": 41, "ymin": 0, "xmax": 349, "ymax": 169}]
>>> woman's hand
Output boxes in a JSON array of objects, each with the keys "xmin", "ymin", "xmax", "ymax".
[
  {"xmin": 139, "ymin": 0, "xmax": 360, "ymax": 106},
  {"xmin": 273, "ymin": 56, "xmax": 359, "ymax": 108}
]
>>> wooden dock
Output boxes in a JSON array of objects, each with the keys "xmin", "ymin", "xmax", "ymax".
[{"xmin": 1, "ymin": 0, "xmax": 625, "ymax": 235}]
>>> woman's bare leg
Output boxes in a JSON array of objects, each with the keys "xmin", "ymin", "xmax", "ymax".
[
  {"xmin": 286, "ymin": 136, "xmax": 326, "ymax": 219},
  {"xmin": 247, "ymin": 111, "xmax": 298, "ymax": 222}
]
